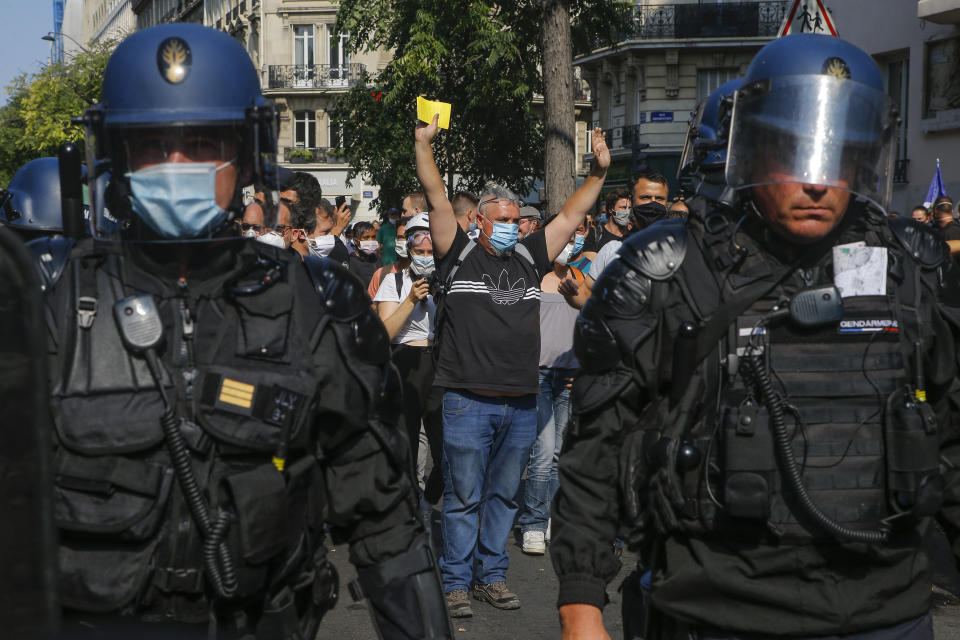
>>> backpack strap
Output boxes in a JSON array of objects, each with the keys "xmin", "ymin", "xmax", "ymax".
[
  {"xmin": 394, "ymin": 270, "xmax": 404, "ymax": 301},
  {"xmin": 514, "ymin": 243, "xmax": 535, "ymax": 267}
]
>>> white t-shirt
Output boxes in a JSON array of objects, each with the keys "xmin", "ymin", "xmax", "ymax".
[
  {"xmin": 373, "ymin": 269, "xmax": 436, "ymax": 344},
  {"xmin": 589, "ymin": 239, "xmax": 622, "ymax": 280}
]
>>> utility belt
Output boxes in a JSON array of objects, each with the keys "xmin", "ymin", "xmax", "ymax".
[{"xmin": 52, "ymin": 250, "xmax": 336, "ymax": 636}]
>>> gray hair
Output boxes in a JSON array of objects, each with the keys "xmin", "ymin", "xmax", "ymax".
[{"xmin": 478, "ymin": 182, "xmax": 520, "ymax": 212}]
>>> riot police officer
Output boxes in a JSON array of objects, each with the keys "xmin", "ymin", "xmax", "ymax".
[
  {"xmin": 1, "ymin": 157, "xmax": 77, "ymax": 290},
  {"xmin": 49, "ymin": 24, "xmax": 450, "ymax": 639},
  {"xmin": 553, "ymin": 34, "xmax": 960, "ymax": 639},
  {"xmin": 677, "ymin": 78, "xmax": 742, "ymax": 212}
]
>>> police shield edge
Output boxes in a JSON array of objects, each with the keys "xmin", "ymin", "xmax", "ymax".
[
  {"xmin": 778, "ymin": 0, "xmax": 838, "ymax": 37},
  {"xmin": 0, "ymin": 225, "xmax": 58, "ymax": 635}
]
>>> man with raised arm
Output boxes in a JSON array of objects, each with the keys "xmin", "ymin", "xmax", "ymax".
[{"xmin": 415, "ymin": 114, "xmax": 609, "ymax": 617}]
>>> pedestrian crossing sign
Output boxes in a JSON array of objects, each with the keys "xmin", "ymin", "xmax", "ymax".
[{"xmin": 778, "ymin": 0, "xmax": 838, "ymax": 37}]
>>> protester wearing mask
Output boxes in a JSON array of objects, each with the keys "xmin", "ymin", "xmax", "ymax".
[
  {"xmin": 239, "ymin": 200, "xmax": 265, "ymax": 237},
  {"xmin": 368, "ymin": 216, "xmax": 411, "ymax": 303},
  {"xmin": 377, "ymin": 206, "xmax": 403, "ymax": 266},
  {"xmin": 518, "ymin": 218, "xmax": 585, "ymax": 555},
  {"xmin": 582, "ymin": 188, "xmax": 631, "ymax": 261},
  {"xmin": 256, "ymin": 199, "xmax": 293, "ymax": 249},
  {"xmin": 416, "ymin": 113, "xmax": 610, "ymax": 618},
  {"xmin": 374, "ymin": 213, "xmax": 443, "ymax": 507},
  {"xmin": 288, "ymin": 199, "xmax": 350, "ymax": 268},
  {"xmin": 564, "ymin": 200, "xmax": 669, "ymax": 310},
  {"xmin": 348, "ymin": 220, "xmax": 382, "ymax": 286}
]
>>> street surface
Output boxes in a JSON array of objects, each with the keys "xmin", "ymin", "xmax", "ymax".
[{"xmin": 322, "ymin": 509, "xmax": 960, "ymax": 639}]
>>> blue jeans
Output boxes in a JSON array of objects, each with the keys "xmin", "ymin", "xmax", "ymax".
[
  {"xmin": 439, "ymin": 390, "xmax": 537, "ymax": 592},
  {"xmin": 517, "ymin": 367, "xmax": 573, "ymax": 533}
]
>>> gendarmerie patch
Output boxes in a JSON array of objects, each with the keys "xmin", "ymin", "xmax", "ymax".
[{"xmin": 157, "ymin": 37, "xmax": 192, "ymax": 84}]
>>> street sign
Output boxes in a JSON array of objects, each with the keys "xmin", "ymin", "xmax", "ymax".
[
  {"xmin": 778, "ymin": 0, "xmax": 838, "ymax": 37},
  {"xmin": 650, "ymin": 111, "xmax": 674, "ymax": 123},
  {"xmin": 363, "ymin": 190, "xmax": 373, "ymax": 199}
]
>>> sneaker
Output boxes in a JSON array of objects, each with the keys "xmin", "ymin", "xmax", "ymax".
[
  {"xmin": 446, "ymin": 588, "xmax": 473, "ymax": 618},
  {"xmin": 522, "ymin": 530, "xmax": 546, "ymax": 555},
  {"xmin": 473, "ymin": 582, "xmax": 521, "ymax": 610}
]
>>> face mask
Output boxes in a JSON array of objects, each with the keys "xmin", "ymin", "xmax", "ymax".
[
  {"xmin": 410, "ymin": 254, "xmax": 436, "ymax": 277},
  {"xmin": 469, "ymin": 221, "xmax": 477, "ymax": 232},
  {"xmin": 307, "ymin": 234, "xmax": 336, "ymax": 258},
  {"xmin": 482, "ymin": 217, "xmax": 519, "ymax": 253},
  {"xmin": 126, "ymin": 161, "xmax": 234, "ymax": 239},
  {"xmin": 242, "ymin": 228, "xmax": 258, "ymax": 239},
  {"xmin": 389, "ymin": 216, "xmax": 399, "ymax": 225},
  {"xmin": 256, "ymin": 231, "xmax": 286, "ymax": 249},
  {"xmin": 572, "ymin": 233, "xmax": 586, "ymax": 256},
  {"xmin": 358, "ymin": 240, "xmax": 379, "ymax": 255},
  {"xmin": 613, "ymin": 208, "xmax": 632, "ymax": 227},
  {"xmin": 554, "ymin": 243, "xmax": 574, "ymax": 266},
  {"xmin": 395, "ymin": 239, "xmax": 408, "ymax": 258},
  {"xmin": 598, "ymin": 214, "xmax": 608, "ymax": 224},
  {"xmin": 632, "ymin": 202, "xmax": 668, "ymax": 230}
]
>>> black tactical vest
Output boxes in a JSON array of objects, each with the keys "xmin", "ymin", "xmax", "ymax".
[
  {"xmin": 683, "ymin": 235, "xmax": 942, "ymax": 543},
  {"xmin": 49, "ymin": 240, "xmax": 336, "ymax": 628}
]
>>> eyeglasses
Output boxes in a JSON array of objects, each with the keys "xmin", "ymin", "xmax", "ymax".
[
  {"xmin": 239, "ymin": 223, "xmax": 263, "ymax": 232},
  {"xmin": 274, "ymin": 224, "xmax": 292, "ymax": 234}
]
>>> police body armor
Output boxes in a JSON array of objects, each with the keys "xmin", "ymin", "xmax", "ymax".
[
  {"xmin": 577, "ymin": 208, "xmax": 945, "ymax": 545},
  {"xmin": 48, "ymin": 238, "xmax": 375, "ymax": 636}
]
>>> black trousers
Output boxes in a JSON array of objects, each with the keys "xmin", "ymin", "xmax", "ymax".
[{"xmin": 391, "ymin": 343, "xmax": 444, "ymax": 504}]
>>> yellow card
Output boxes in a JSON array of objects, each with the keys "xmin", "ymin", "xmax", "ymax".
[{"xmin": 417, "ymin": 96, "xmax": 451, "ymax": 129}]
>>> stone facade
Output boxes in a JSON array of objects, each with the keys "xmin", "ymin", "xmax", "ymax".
[{"xmin": 575, "ymin": 0, "xmax": 788, "ymax": 195}]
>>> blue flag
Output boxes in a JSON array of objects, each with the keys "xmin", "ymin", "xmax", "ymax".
[{"xmin": 924, "ymin": 159, "xmax": 947, "ymax": 208}]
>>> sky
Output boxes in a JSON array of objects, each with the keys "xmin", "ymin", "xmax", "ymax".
[{"xmin": 0, "ymin": 2, "xmax": 55, "ymax": 102}]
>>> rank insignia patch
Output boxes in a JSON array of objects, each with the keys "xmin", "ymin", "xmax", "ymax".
[
  {"xmin": 158, "ymin": 37, "xmax": 192, "ymax": 84},
  {"xmin": 219, "ymin": 378, "xmax": 255, "ymax": 409}
]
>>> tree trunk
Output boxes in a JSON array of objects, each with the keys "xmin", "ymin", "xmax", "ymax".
[{"xmin": 541, "ymin": 0, "xmax": 576, "ymax": 213}]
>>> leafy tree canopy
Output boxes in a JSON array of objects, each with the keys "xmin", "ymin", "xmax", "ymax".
[
  {"xmin": 332, "ymin": 0, "xmax": 629, "ymax": 214},
  {"xmin": 0, "ymin": 41, "xmax": 114, "ymax": 187}
]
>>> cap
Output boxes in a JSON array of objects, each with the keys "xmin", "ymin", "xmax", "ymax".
[{"xmin": 519, "ymin": 206, "xmax": 541, "ymax": 220}]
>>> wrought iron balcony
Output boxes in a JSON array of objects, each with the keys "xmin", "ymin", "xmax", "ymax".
[
  {"xmin": 282, "ymin": 147, "xmax": 349, "ymax": 164},
  {"xmin": 893, "ymin": 158, "xmax": 909, "ymax": 185},
  {"xmin": 267, "ymin": 64, "xmax": 366, "ymax": 90},
  {"xmin": 618, "ymin": 2, "xmax": 789, "ymax": 40}
]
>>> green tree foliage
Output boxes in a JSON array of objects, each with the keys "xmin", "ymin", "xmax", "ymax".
[
  {"xmin": 0, "ymin": 42, "xmax": 114, "ymax": 187},
  {"xmin": 331, "ymin": 0, "xmax": 628, "ymax": 214}
]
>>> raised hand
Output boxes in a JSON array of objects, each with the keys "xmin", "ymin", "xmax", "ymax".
[
  {"xmin": 591, "ymin": 127, "xmax": 611, "ymax": 172},
  {"xmin": 415, "ymin": 113, "xmax": 440, "ymax": 144}
]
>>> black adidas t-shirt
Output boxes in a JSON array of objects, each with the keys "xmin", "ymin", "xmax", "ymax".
[{"xmin": 435, "ymin": 226, "xmax": 551, "ymax": 394}]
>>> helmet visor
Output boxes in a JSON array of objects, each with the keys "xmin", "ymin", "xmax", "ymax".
[{"xmin": 725, "ymin": 75, "xmax": 897, "ymax": 210}]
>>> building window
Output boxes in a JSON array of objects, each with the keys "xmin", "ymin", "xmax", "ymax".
[
  {"xmin": 697, "ymin": 68, "xmax": 739, "ymax": 103},
  {"xmin": 328, "ymin": 30, "xmax": 351, "ymax": 84},
  {"xmin": 294, "ymin": 111, "xmax": 316, "ymax": 149},
  {"xmin": 885, "ymin": 56, "xmax": 909, "ymax": 183},
  {"xmin": 924, "ymin": 37, "xmax": 960, "ymax": 118},
  {"xmin": 294, "ymin": 25, "xmax": 315, "ymax": 67}
]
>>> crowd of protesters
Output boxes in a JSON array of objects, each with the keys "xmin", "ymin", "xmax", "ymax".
[{"xmin": 237, "ymin": 120, "xmax": 691, "ymax": 619}]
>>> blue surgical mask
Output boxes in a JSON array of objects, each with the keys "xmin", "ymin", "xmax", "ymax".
[
  {"xmin": 598, "ymin": 214, "xmax": 608, "ymax": 224},
  {"xmin": 482, "ymin": 217, "xmax": 519, "ymax": 253},
  {"xmin": 410, "ymin": 254, "xmax": 436, "ymax": 277},
  {"xmin": 126, "ymin": 161, "xmax": 234, "ymax": 239},
  {"xmin": 469, "ymin": 221, "xmax": 477, "ymax": 232},
  {"xmin": 572, "ymin": 233, "xmax": 585, "ymax": 255}
]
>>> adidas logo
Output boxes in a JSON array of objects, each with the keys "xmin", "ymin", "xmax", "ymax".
[{"xmin": 483, "ymin": 270, "xmax": 526, "ymax": 305}]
